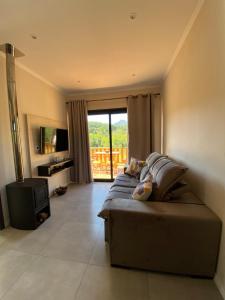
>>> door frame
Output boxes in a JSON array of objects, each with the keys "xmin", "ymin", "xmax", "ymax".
[{"xmin": 88, "ymin": 108, "xmax": 127, "ymax": 182}]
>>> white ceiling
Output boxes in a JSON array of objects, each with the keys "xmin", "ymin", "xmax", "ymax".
[{"xmin": 0, "ymin": 0, "xmax": 199, "ymax": 94}]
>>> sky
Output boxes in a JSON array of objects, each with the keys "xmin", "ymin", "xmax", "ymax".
[{"xmin": 88, "ymin": 113, "xmax": 127, "ymax": 124}]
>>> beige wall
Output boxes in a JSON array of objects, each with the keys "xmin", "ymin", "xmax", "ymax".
[
  {"xmin": 26, "ymin": 114, "xmax": 70, "ymax": 195},
  {"xmin": 66, "ymin": 86, "xmax": 160, "ymax": 110},
  {"xmin": 0, "ymin": 54, "xmax": 66, "ymax": 226},
  {"xmin": 162, "ymin": 0, "xmax": 225, "ymax": 297}
]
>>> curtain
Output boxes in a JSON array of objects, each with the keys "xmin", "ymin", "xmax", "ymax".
[
  {"xmin": 127, "ymin": 94, "xmax": 161, "ymax": 160},
  {"xmin": 67, "ymin": 100, "xmax": 92, "ymax": 183}
]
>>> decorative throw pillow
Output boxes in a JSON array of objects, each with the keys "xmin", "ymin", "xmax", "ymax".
[
  {"xmin": 125, "ymin": 157, "xmax": 146, "ymax": 178},
  {"xmin": 132, "ymin": 174, "xmax": 153, "ymax": 201}
]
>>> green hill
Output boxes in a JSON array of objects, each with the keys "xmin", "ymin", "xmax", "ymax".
[{"xmin": 88, "ymin": 121, "xmax": 128, "ymax": 147}]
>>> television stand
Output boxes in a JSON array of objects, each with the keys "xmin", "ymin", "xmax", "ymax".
[{"xmin": 37, "ymin": 159, "xmax": 73, "ymax": 177}]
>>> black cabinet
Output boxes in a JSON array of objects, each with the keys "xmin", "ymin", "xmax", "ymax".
[{"xmin": 6, "ymin": 178, "xmax": 50, "ymax": 230}]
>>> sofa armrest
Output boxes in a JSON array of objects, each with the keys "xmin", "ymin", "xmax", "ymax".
[
  {"xmin": 98, "ymin": 197, "xmax": 154, "ymax": 219},
  {"xmin": 98, "ymin": 195, "xmax": 204, "ymax": 220},
  {"xmin": 98, "ymin": 192, "xmax": 204, "ymax": 219}
]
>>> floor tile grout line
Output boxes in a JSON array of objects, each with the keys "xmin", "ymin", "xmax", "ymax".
[
  {"xmin": 37, "ymin": 251, "xmax": 94, "ymax": 265},
  {"xmin": 0, "ymin": 220, "xmax": 102, "ymax": 264},
  {"xmin": 2, "ymin": 246, "xmax": 108, "ymax": 269},
  {"xmin": 38, "ymin": 226, "xmax": 65, "ymax": 255},
  {"xmin": 0, "ymin": 183, "xmax": 111, "ymax": 299},
  {"xmin": 0, "ymin": 255, "xmax": 89, "ymax": 300},
  {"xmin": 9, "ymin": 247, "xmax": 88, "ymax": 265},
  {"xmin": 73, "ymin": 260, "xmax": 90, "ymax": 300},
  {"xmin": 0, "ymin": 183, "xmax": 222, "ymax": 299},
  {"xmin": 0, "ymin": 253, "xmax": 40, "ymax": 300},
  {"xmin": 4, "ymin": 220, "xmax": 66, "ymax": 258}
]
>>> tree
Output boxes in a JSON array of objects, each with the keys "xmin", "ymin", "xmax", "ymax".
[{"xmin": 88, "ymin": 121, "xmax": 128, "ymax": 147}]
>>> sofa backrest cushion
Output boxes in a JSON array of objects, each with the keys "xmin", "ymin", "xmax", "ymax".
[
  {"xmin": 139, "ymin": 165, "xmax": 149, "ymax": 182},
  {"xmin": 140, "ymin": 152, "xmax": 167, "ymax": 182},
  {"xmin": 150, "ymin": 157, "xmax": 188, "ymax": 201},
  {"xmin": 146, "ymin": 152, "xmax": 167, "ymax": 168},
  {"xmin": 163, "ymin": 181, "xmax": 189, "ymax": 201}
]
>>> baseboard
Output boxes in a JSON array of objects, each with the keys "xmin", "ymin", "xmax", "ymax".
[{"xmin": 215, "ymin": 273, "xmax": 225, "ymax": 299}]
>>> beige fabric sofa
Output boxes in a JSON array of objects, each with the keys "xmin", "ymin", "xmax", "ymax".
[{"xmin": 98, "ymin": 153, "xmax": 222, "ymax": 277}]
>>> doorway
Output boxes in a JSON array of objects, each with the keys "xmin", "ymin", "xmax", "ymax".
[{"xmin": 88, "ymin": 109, "xmax": 128, "ymax": 181}]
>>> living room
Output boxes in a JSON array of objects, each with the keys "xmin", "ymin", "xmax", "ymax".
[{"xmin": 0, "ymin": 0, "xmax": 224, "ymax": 299}]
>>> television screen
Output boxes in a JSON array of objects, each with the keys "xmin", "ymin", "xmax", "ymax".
[
  {"xmin": 40, "ymin": 127, "xmax": 57, "ymax": 154},
  {"xmin": 56, "ymin": 129, "xmax": 69, "ymax": 152}
]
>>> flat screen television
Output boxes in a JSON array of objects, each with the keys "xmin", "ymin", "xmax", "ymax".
[
  {"xmin": 40, "ymin": 127, "xmax": 68, "ymax": 154},
  {"xmin": 56, "ymin": 128, "xmax": 69, "ymax": 152}
]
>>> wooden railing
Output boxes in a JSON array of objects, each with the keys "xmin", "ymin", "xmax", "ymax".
[{"xmin": 90, "ymin": 147, "xmax": 128, "ymax": 178}]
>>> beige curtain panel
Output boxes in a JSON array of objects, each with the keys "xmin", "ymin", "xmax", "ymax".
[
  {"xmin": 127, "ymin": 94, "xmax": 161, "ymax": 160},
  {"xmin": 67, "ymin": 100, "xmax": 92, "ymax": 183}
]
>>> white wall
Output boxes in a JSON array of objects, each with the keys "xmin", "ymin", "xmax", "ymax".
[
  {"xmin": 162, "ymin": 0, "xmax": 225, "ymax": 297},
  {"xmin": 0, "ymin": 54, "xmax": 67, "ymax": 226}
]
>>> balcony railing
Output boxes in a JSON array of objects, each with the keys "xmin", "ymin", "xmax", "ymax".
[{"xmin": 90, "ymin": 147, "xmax": 128, "ymax": 179}]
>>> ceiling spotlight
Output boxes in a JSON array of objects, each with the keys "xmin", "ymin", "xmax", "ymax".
[
  {"xmin": 129, "ymin": 12, "xmax": 137, "ymax": 20},
  {"xmin": 77, "ymin": 80, "xmax": 81, "ymax": 83},
  {"xmin": 132, "ymin": 73, "xmax": 136, "ymax": 77},
  {"xmin": 31, "ymin": 35, "xmax": 37, "ymax": 40}
]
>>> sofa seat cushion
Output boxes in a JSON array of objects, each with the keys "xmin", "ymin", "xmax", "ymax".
[
  {"xmin": 105, "ymin": 190, "xmax": 133, "ymax": 201},
  {"xmin": 110, "ymin": 185, "xmax": 136, "ymax": 194},
  {"xmin": 99, "ymin": 193, "xmax": 204, "ymax": 220},
  {"xmin": 168, "ymin": 192, "xmax": 203, "ymax": 205},
  {"xmin": 112, "ymin": 174, "xmax": 139, "ymax": 188}
]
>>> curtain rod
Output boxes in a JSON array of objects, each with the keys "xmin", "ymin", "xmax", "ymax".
[{"xmin": 66, "ymin": 93, "xmax": 160, "ymax": 104}]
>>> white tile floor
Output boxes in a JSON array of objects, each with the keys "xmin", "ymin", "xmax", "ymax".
[{"xmin": 0, "ymin": 183, "xmax": 223, "ymax": 300}]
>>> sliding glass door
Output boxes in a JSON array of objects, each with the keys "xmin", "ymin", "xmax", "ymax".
[
  {"xmin": 88, "ymin": 109, "xmax": 128, "ymax": 181},
  {"xmin": 88, "ymin": 113, "xmax": 111, "ymax": 180},
  {"xmin": 111, "ymin": 112, "xmax": 128, "ymax": 179}
]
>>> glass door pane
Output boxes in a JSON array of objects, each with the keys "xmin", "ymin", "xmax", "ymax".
[
  {"xmin": 88, "ymin": 114, "xmax": 111, "ymax": 179},
  {"xmin": 111, "ymin": 113, "xmax": 128, "ymax": 178}
]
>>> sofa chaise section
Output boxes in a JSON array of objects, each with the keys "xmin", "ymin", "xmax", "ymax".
[{"xmin": 100, "ymin": 196, "xmax": 222, "ymax": 277}]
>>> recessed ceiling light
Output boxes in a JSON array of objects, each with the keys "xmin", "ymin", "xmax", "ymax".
[
  {"xmin": 31, "ymin": 35, "xmax": 37, "ymax": 40},
  {"xmin": 132, "ymin": 73, "xmax": 136, "ymax": 77},
  {"xmin": 129, "ymin": 12, "xmax": 137, "ymax": 20},
  {"xmin": 77, "ymin": 80, "xmax": 81, "ymax": 83}
]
